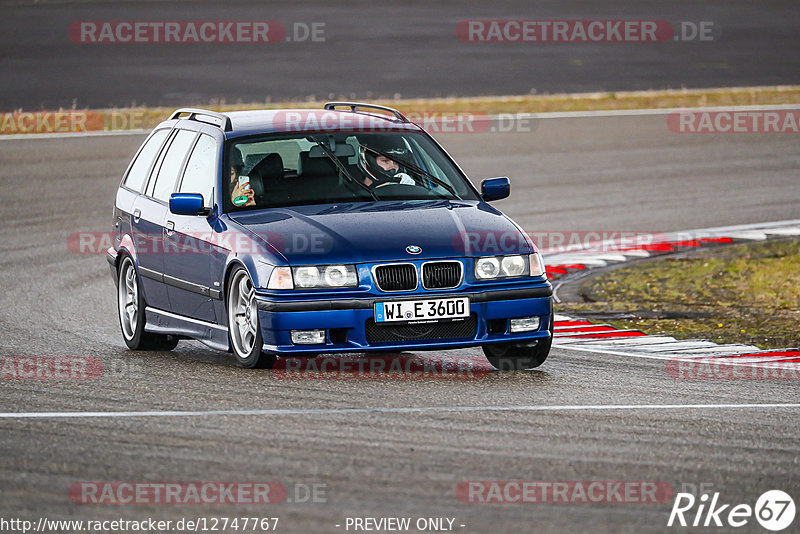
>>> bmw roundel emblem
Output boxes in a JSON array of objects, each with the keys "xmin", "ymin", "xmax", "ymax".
[{"xmin": 406, "ymin": 245, "xmax": 422, "ymax": 255}]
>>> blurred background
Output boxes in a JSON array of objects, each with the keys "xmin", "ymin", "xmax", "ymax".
[{"xmin": 1, "ymin": 0, "xmax": 799, "ymax": 109}]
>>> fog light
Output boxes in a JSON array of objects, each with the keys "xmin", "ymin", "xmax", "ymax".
[
  {"xmin": 509, "ymin": 317, "xmax": 540, "ymax": 333},
  {"xmin": 290, "ymin": 329, "xmax": 326, "ymax": 345}
]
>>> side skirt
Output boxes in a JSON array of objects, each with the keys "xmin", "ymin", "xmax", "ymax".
[{"xmin": 144, "ymin": 307, "xmax": 230, "ymax": 352}]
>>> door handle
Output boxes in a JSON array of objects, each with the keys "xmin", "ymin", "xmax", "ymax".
[
  {"xmin": 133, "ymin": 209, "xmax": 141, "ymax": 223},
  {"xmin": 165, "ymin": 220, "xmax": 175, "ymax": 236}
]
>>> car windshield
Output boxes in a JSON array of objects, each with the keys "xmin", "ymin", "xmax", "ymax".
[{"xmin": 224, "ymin": 132, "xmax": 478, "ymax": 211}]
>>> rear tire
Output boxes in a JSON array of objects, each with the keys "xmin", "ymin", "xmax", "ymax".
[
  {"xmin": 482, "ymin": 316, "xmax": 553, "ymax": 371},
  {"xmin": 116, "ymin": 255, "xmax": 179, "ymax": 351},
  {"xmin": 227, "ymin": 266, "xmax": 275, "ymax": 369}
]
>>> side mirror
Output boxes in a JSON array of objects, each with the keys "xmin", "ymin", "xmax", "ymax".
[
  {"xmin": 169, "ymin": 193, "xmax": 208, "ymax": 216},
  {"xmin": 481, "ymin": 177, "xmax": 510, "ymax": 201}
]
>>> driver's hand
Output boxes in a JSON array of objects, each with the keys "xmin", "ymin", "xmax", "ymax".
[{"xmin": 396, "ymin": 172, "xmax": 415, "ymax": 185}]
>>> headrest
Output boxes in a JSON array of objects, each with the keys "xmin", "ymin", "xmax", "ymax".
[
  {"xmin": 298, "ymin": 151, "xmax": 336, "ymax": 177},
  {"xmin": 251, "ymin": 153, "xmax": 284, "ymax": 181},
  {"xmin": 244, "ymin": 153, "xmax": 266, "ymax": 173}
]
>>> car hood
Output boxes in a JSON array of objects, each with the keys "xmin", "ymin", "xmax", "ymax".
[{"xmin": 228, "ymin": 200, "xmax": 533, "ymax": 265}]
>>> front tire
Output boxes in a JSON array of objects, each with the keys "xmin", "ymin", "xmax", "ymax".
[
  {"xmin": 482, "ymin": 316, "xmax": 553, "ymax": 371},
  {"xmin": 116, "ymin": 255, "xmax": 179, "ymax": 351},
  {"xmin": 227, "ymin": 267, "xmax": 275, "ymax": 369}
]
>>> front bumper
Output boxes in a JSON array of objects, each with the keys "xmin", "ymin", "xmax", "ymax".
[{"xmin": 255, "ymin": 285, "xmax": 553, "ymax": 354}]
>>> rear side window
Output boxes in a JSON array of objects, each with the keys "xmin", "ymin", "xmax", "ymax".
[
  {"xmin": 123, "ymin": 129, "xmax": 168, "ymax": 193},
  {"xmin": 151, "ymin": 130, "xmax": 197, "ymax": 202},
  {"xmin": 179, "ymin": 134, "xmax": 217, "ymax": 208}
]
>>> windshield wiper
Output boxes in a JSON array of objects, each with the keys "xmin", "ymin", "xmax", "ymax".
[
  {"xmin": 312, "ymin": 138, "xmax": 378, "ymax": 201},
  {"xmin": 361, "ymin": 144, "xmax": 460, "ymax": 199}
]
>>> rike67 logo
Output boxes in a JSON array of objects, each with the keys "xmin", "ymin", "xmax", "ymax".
[{"xmin": 668, "ymin": 490, "xmax": 795, "ymax": 531}]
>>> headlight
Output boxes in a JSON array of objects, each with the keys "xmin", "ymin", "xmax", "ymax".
[
  {"xmin": 323, "ymin": 265, "xmax": 351, "ymax": 286},
  {"xmin": 294, "ymin": 266, "xmax": 320, "ymax": 288},
  {"xmin": 501, "ymin": 255, "xmax": 526, "ymax": 276},
  {"xmin": 292, "ymin": 265, "xmax": 357, "ymax": 288},
  {"xmin": 475, "ymin": 254, "xmax": 534, "ymax": 280},
  {"xmin": 475, "ymin": 257, "xmax": 500, "ymax": 279}
]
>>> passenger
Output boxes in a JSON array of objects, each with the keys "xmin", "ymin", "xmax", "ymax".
[{"xmin": 229, "ymin": 148, "xmax": 255, "ymax": 207}]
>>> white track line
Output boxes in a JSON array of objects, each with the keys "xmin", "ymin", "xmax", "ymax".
[
  {"xmin": 558, "ymin": 343, "xmax": 799, "ymax": 367},
  {"xmin": 551, "ymin": 224, "xmax": 800, "ymax": 362},
  {"xmin": 550, "ymin": 220, "xmax": 800, "ymax": 303},
  {"xmin": 0, "ymin": 403, "xmax": 798, "ymax": 419},
  {"xmin": 555, "ymin": 336, "xmax": 679, "ymax": 346},
  {"xmin": 654, "ymin": 344, "xmax": 761, "ymax": 354},
  {"xmin": 544, "ymin": 220, "xmax": 800, "ymax": 262},
  {"xmin": 764, "ymin": 228, "xmax": 800, "ymax": 236},
  {"xmin": 525, "ymin": 103, "xmax": 800, "ymax": 120},
  {"xmin": 633, "ymin": 341, "xmax": 724, "ymax": 352},
  {"xmin": 554, "ymin": 324, "xmax": 614, "ymax": 331},
  {"xmin": 4, "ymin": 104, "xmax": 800, "ymax": 140},
  {"xmin": 726, "ymin": 231, "xmax": 768, "ymax": 240}
]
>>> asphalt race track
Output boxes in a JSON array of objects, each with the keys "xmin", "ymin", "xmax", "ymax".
[
  {"xmin": 1, "ymin": 113, "xmax": 799, "ymax": 532},
  {"xmin": 1, "ymin": 0, "xmax": 800, "ymax": 108}
]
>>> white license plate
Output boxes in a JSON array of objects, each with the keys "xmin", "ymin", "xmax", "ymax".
[{"xmin": 374, "ymin": 297, "xmax": 470, "ymax": 323}]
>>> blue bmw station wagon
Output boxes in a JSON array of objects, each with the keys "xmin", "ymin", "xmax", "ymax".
[{"xmin": 108, "ymin": 103, "xmax": 553, "ymax": 369}]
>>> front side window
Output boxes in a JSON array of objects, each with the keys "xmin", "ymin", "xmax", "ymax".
[
  {"xmin": 123, "ymin": 129, "xmax": 168, "ymax": 193},
  {"xmin": 179, "ymin": 134, "xmax": 217, "ymax": 208},
  {"xmin": 224, "ymin": 132, "xmax": 478, "ymax": 211}
]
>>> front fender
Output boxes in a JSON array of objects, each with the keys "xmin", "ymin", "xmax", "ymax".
[
  {"xmin": 218, "ymin": 216, "xmax": 287, "ymax": 291},
  {"xmin": 220, "ymin": 253, "xmax": 283, "ymax": 306}
]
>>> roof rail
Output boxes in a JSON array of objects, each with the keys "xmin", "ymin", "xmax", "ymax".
[
  {"xmin": 323, "ymin": 102, "xmax": 409, "ymax": 123},
  {"xmin": 169, "ymin": 108, "xmax": 232, "ymax": 131}
]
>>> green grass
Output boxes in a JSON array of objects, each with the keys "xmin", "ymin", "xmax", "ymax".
[{"xmin": 561, "ymin": 239, "xmax": 800, "ymax": 349}]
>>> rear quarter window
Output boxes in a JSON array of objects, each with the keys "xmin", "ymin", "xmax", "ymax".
[
  {"xmin": 123, "ymin": 129, "xmax": 169, "ymax": 193},
  {"xmin": 151, "ymin": 129, "xmax": 197, "ymax": 202}
]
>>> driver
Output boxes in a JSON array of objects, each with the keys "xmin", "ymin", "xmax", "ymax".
[{"xmin": 357, "ymin": 135, "xmax": 416, "ymax": 188}]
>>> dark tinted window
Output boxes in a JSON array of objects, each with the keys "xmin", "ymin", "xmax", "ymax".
[
  {"xmin": 151, "ymin": 130, "xmax": 196, "ymax": 202},
  {"xmin": 123, "ymin": 129, "xmax": 168, "ymax": 193}
]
